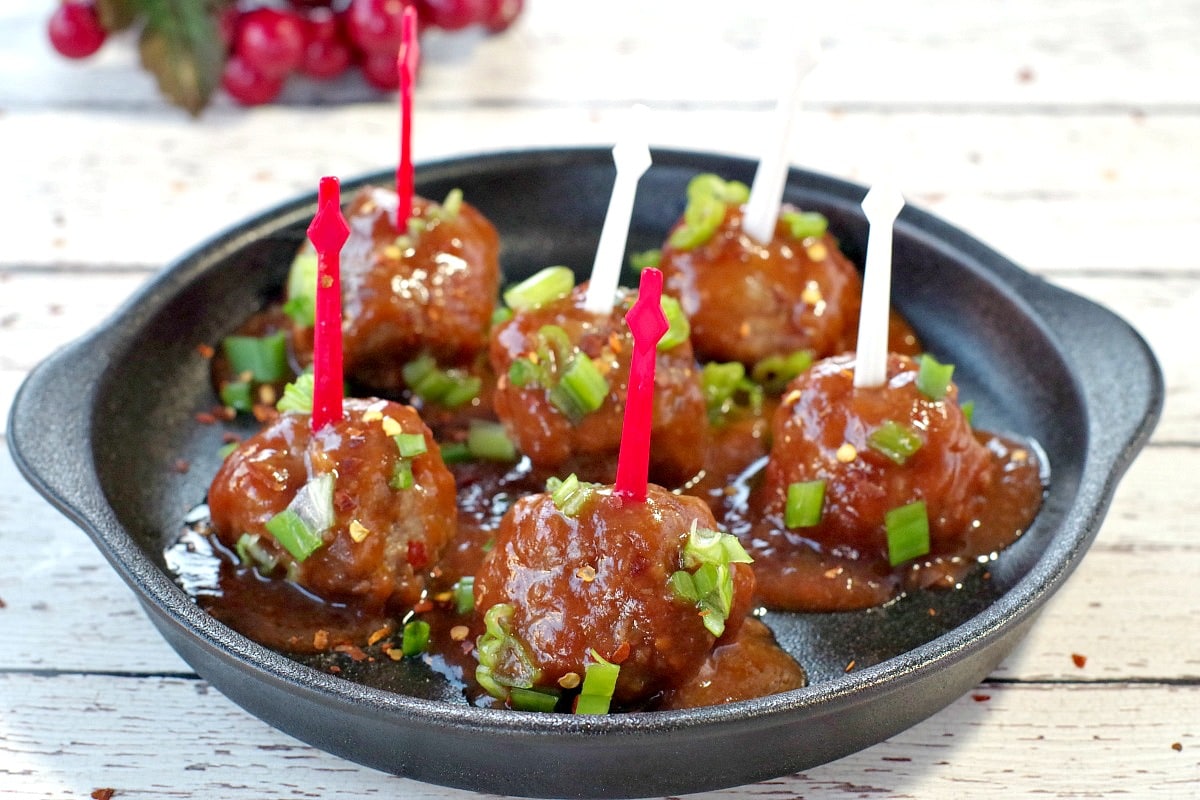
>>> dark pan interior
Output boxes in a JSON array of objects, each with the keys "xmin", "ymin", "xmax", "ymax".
[{"xmin": 12, "ymin": 147, "xmax": 1161, "ymax": 798}]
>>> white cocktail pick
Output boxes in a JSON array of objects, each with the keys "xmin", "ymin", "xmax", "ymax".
[
  {"xmin": 583, "ymin": 104, "xmax": 653, "ymax": 314},
  {"xmin": 741, "ymin": 30, "xmax": 821, "ymax": 245},
  {"xmin": 853, "ymin": 182, "xmax": 906, "ymax": 388}
]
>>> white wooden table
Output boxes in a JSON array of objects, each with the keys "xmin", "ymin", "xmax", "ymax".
[{"xmin": 2, "ymin": 1, "xmax": 1198, "ymax": 797}]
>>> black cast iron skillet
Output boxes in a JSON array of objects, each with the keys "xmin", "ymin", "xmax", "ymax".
[{"xmin": 9, "ymin": 148, "xmax": 1163, "ymax": 799}]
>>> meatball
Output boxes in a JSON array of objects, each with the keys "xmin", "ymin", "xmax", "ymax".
[
  {"xmin": 297, "ymin": 186, "xmax": 501, "ymax": 395},
  {"xmin": 657, "ymin": 177, "xmax": 919, "ymax": 367},
  {"xmin": 489, "ymin": 280, "xmax": 707, "ymax": 486},
  {"xmin": 208, "ymin": 397, "xmax": 457, "ymax": 612},
  {"xmin": 472, "ymin": 482, "xmax": 755, "ymax": 709},
  {"xmin": 763, "ymin": 352, "xmax": 993, "ymax": 561}
]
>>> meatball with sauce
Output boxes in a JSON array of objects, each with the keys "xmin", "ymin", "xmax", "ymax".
[
  {"xmin": 488, "ymin": 271, "xmax": 707, "ymax": 487},
  {"xmin": 657, "ymin": 174, "xmax": 919, "ymax": 368},
  {"xmin": 744, "ymin": 351, "xmax": 1045, "ymax": 611},
  {"xmin": 472, "ymin": 480, "xmax": 757, "ymax": 711},
  {"xmin": 207, "ymin": 397, "xmax": 457, "ymax": 612},
  {"xmin": 287, "ymin": 186, "xmax": 501, "ymax": 397}
]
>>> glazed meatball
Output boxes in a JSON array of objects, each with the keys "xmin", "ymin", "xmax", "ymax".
[
  {"xmin": 208, "ymin": 397, "xmax": 457, "ymax": 611},
  {"xmin": 292, "ymin": 186, "xmax": 501, "ymax": 395},
  {"xmin": 657, "ymin": 176, "xmax": 919, "ymax": 367},
  {"xmin": 473, "ymin": 482, "xmax": 755, "ymax": 709},
  {"xmin": 489, "ymin": 279, "xmax": 707, "ymax": 486}
]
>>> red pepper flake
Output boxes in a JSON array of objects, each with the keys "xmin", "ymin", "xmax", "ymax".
[
  {"xmin": 407, "ymin": 540, "xmax": 429, "ymax": 570},
  {"xmin": 928, "ymin": 608, "xmax": 938, "ymax": 617},
  {"xmin": 971, "ymin": 694, "xmax": 991, "ymax": 702},
  {"xmin": 333, "ymin": 489, "xmax": 357, "ymax": 514},
  {"xmin": 1071, "ymin": 653, "xmax": 1088, "ymax": 669},
  {"xmin": 412, "ymin": 599, "xmax": 434, "ymax": 614},
  {"xmin": 334, "ymin": 644, "xmax": 368, "ymax": 662},
  {"xmin": 91, "ymin": 790, "xmax": 116, "ymax": 800},
  {"xmin": 172, "ymin": 459, "xmax": 190, "ymax": 474},
  {"xmin": 196, "ymin": 343, "xmax": 215, "ymax": 359},
  {"xmin": 1171, "ymin": 742, "xmax": 1183, "ymax": 752},
  {"xmin": 844, "ymin": 659, "xmax": 856, "ymax": 673},
  {"xmin": 367, "ymin": 626, "xmax": 393, "ymax": 646},
  {"xmin": 610, "ymin": 641, "xmax": 631, "ymax": 664},
  {"xmin": 194, "ymin": 411, "xmax": 217, "ymax": 425}
]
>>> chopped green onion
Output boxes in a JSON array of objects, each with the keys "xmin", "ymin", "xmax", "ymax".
[
  {"xmin": 508, "ymin": 358, "xmax": 541, "ymax": 389},
  {"xmin": 668, "ymin": 174, "xmax": 749, "ymax": 251},
  {"xmin": 630, "ymin": 249, "xmax": 661, "ymax": 270},
  {"xmin": 575, "ymin": 651, "xmax": 620, "ymax": 715},
  {"xmin": 440, "ymin": 375, "xmax": 482, "ymax": 408},
  {"xmin": 217, "ymin": 441, "xmax": 238, "ymax": 459},
  {"xmin": 547, "ymin": 473, "xmax": 600, "ymax": 517},
  {"xmin": 668, "ymin": 570, "xmax": 699, "ymax": 602},
  {"xmin": 868, "ymin": 420, "xmax": 924, "ymax": 466},
  {"xmin": 785, "ymin": 480, "xmax": 825, "ymax": 528},
  {"xmin": 780, "ymin": 210, "xmax": 829, "ymax": 240},
  {"xmin": 701, "ymin": 361, "xmax": 763, "ymax": 424},
  {"xmin": 402, "ymin": 353, "xmax": 437, "ymax": 387},
  {"xmin": 681, "ymin": 524, "xmax": 752, "ymax": 569},
  {"xmin": 219, "ymin": 380, "xmax": 254, "ymax": 413},
  {"xmin": 411, "ymin": 369, "xmax": 457, "ymax": 402},
  {"xmin": 916, "ymin": 354, "xmax": 955, "ymax": 400},
  {"xmin": 503, "ymin": 266, "xmax": 576, "ymax": 311},
  {"xmin": 401, "ymin": 619, "xmax": 431, "ymax": 657},
  {"xmin": 553, "ymin": 355, "xmax": 609, "ymax": 419},
  {"xmin": 885, "ymin": 500, "xmax": 931, "ymax": 566},
  {"xmin": 475, "ymin": 603, "xmax": 541, "ymax": 700},
  {"xmin": 403, "ymin": 354, "xmax": 481, "ymax": 408},
  {"xmin": 491, "ymin": 306, "xmax": 514, "ymax": 327},
  {"xmin": 453, "ymin": 576, "xmax": 475, "ymax": 614},
  {"xmin": 264, "ymin": 508, "xmax": 324, "ymax": 562},
  {"xmin": 234, "ymin": 532, "xmax": 279, "ymax": 575},
  {"xmin": 657, "ymin": 295, "xmax": 690, "ymax": 352},
  {"xmin": 509, "ymin": 686, "xmax": 560, "ymax": 713},
  {"xmin": 673, "ymin": 523, "xmax": 750, "ymax": 638},
  {"xmin": 439, "ymin": 441, "xmax": 472, "ymax": 464},
  {"xmin": 284, "ymin": 250, "xmax": 318, "ymax": 326},
  {"xmin": 390, "ymin": 458, "xmax": 415, "ymax": 490},
  {"xmin": 751, "ymin": 350, "xmax": 813, "ymax": 393},
  {"xmin": 440, "ymin": 187, "xmax": 463, "ymax": 218},
  {"xmin": 277, "ymin": 372, "xmax": 315, "ymax": 413},
  {"xmin": 961, "ymin": 400, "xmax": 976, "ymax": 426},
  {"xmin": 536, "ymin": 325, "xmax": 573, "ymax": 366},
  {"xmin": 393, "ymin": 432, "xmax": 428, "ymax": 458},
  {"xmin": 222, "ymin": 331, "xmax": 289, "ymax": 384},
  {"xmin": 467, "ymin": 420, "xmax": 518, "ymax": 462}
]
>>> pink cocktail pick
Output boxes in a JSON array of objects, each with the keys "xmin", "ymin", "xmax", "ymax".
[
  {"xmin": 395, "ymin": 4, "xmax": 420, "ymax": 226},
  {"xmin": 614, "ymin": 267, "xmax": 668, "ymax": 502},
  {"xmin": 308, "ymin": 176, "xmax": 351, "ymax": 432}
]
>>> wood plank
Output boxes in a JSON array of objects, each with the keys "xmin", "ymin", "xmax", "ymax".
[
  {"xmin": 4, "ymin": 0, "xmax": 1198, "ymax": 109},
  {"xmin": 0, "ymin": 673, "xmax": 1194, "ymax": 799},
  {"xmin": 2, "ymin": 109, "xmax": 1196, "ymax": 271},
  {"xmin": 1, "ymin": 441, "xmax": 1195, "ymax": 681}
]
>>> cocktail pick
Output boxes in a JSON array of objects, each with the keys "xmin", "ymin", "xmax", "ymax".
[
  {"xmin": 741, "ymin": 31, "xmax": 821, "ymax": 245},
  {"xmin": 614, "ymin": 267, "xmax": 668, "ymax": 502},
  {"xmin": 308, "ymin": 176, "xmax": 351, "ymax": 431},
  {"xmin": 395, "ymin": 4, "xmax": 420, "ymax": 226},
  {"xmin": 583, "ymin": 104, "xmax": 652, "ymax": 315},
  {"xmin": 852, "ymin": 182, "xmax": 905, "ymax": 388}
]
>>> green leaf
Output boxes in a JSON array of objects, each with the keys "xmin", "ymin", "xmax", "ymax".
[{"xmin": 135, "ymin": 0, "xmax": 227, "ymax": 116}]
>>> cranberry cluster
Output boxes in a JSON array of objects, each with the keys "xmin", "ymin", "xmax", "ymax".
[{"xmin": 46, "ymin": 0, "xmax": 524, "ymax": 107}]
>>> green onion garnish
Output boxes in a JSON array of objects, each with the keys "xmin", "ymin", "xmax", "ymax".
[
  {"xmin": 439, "ymin": 442, "xmax": 472, "ymax": 464},
  {"xmin": 575, "ymin": 651, "xmax": 620, "ymax": 715},
  {"xmin": 234, "ymin": 532, "xmax": 279, "ymax": 575},
  {"xmin": 219, "ymin": 380, "xmax": 254, "ymax": 413},
  {"xmin": 961, "ymin": 400, "xmax": 976, "ymax": 426},
  {"xmin": 508, "ymin": 358, "xmax": 540, "ymax": 389},
  {"xmin": 668, "ymin": 570, "xmax": 699, "ymax": 602},
  {"xmin": 885, "ymin": 500, "xmax": 931, "ymax": 566},
  {"xmin": 751, "ymin": 350, "xmax": 813, "ymax": 393},
  {"xmin": 667, "ymin": 174, "xmax": 750, "ymax": 251},
  {"xmin": 475, "ymin": 604, "xmax": 541, "ymax": 701},
  {"xmin": 630, "ymin": 249, "xmax": 661, "ymax": 271},
  {"xmin": 867, "ymin": 420, "xmax": 924, "ymax": 465},
  {"xmin": 283, "ymin": 250, "xmax": 318, "ymax": 326},
  {"xmin": 401, "ymin": 619, "xmax": 431, "ymax": 657},
  {"xmin": 503, "ymin": 266, "xmax": 575, "ymax": 311},
  {"xmin": 780, "ymin": 210, "xmax": 829, "ymax": 240},
  {"xmin": 491, "ymin": 306, "xmax": 514, "ymax": 327},
  {"xmin": 403, "ymin": 354, "xmax": 481, "ymax": 408},
  {"xmin": 453, "ymin": 576, "xmax": 475, "ymax": 614},
  {"xmin": 402, "ymin": 353, "xmax": 437, "ymax": 387},
  {"xmin": 277, "ymin": 372, "xmax": 315, "ymax": 413},
  {"xmin": 390, "ymin": 458, "xmax": 415, "ymax": 490},
  {"xmin": 671, "ymin": 523, "xmax": 752, "ymax": 638},
  {"xmin": 657, "ymin": 295, "xmax": 690, "ymax": 352},
  {"xmin": 553, "ymin": 355, "xmax": 609, "ymax": 419},
  {"xmin": 701, "ymin": 361, "xmax": 764, "ymax": 424},
  {"xmin": 264, "ymin": 508, "xmax": 324, "ymax": 562},
  {"xmin": 222, "ymin": 331, "xmax": 289, "ymax": 384},
  {"xmin": 785, "ymin": 480, "xmax": 825, "ymax": 528},
  {"xmin": 916, "ymin": 354, "xmax": 955, "ymax": 400},
  {"xmin": 393, "ymin": 432, "xmax": 428, "ymax": 458},
  {"xmin": 217, "ymin": 441, "xmax": 238, "ymax": 459},
  {"xmin": 467, "ymin": 420, "xmax": 518, "ymax": 462},
  {"xmin": 440, "ymin": 187, "xmax": 463, "ymax": 218},
  {"xmin": 547, "ymin": 473, "xmax": 600, "ymax": 517},
  {"xmin": 509, "ymin": 686, "xmax": 560, "ymax": 713}
]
